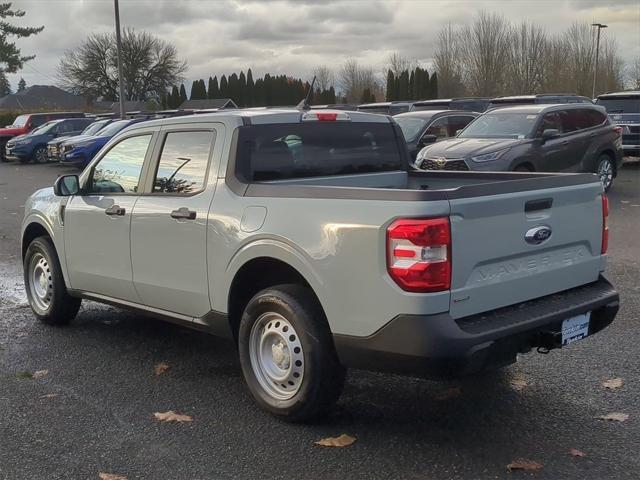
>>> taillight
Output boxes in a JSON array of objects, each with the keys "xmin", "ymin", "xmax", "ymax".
[
  {"xmin": 301, "ymin": 111, "xmax": 351, "ymax": 122},
  {"xmin": 387, "ymin": 217, "xmax": 451, "ymax": 292},
  {"xmin": 613, "ymin": 125, "xmax": 623, "ymax": 137},
  {"xmin": 601, "ymin": 194, "xmax": 609, "ymax": 254}
]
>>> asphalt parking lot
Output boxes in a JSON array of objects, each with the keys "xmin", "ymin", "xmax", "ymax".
[{"xmin": 1, "ymin": 161, "xmax": 639, "ymax": 480}]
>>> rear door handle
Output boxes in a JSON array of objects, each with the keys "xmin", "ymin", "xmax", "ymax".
[
  {"xmin": 170, "ymin": 207, "xmax": 196, "ymax": 220},
  {"xmin": 561, "ymin": 141, "xmax": 569, "ymax": 145},
  {"xmin": 105, "ymin": 205, "xmax": 125, "ymax": 216}
]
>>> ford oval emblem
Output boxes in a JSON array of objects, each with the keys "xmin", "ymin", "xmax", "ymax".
[{"xmin": 525, "ymin": 225, "xmax": 552, "ymax": 245}]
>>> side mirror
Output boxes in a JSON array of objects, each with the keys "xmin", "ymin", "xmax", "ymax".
[
  {"xmin": 541, "ymin": 129, "xmax": 559, "ymax": 142},
  {"xmin": 53, "ymin": 175, "xmax": 80, "ymax": 196},
  {"xmin": 419, "ymin": 134, "xmax": 438, "ymax": 147},
  {"xmin": 455, "ymin": 129, "xmax": 463, "ymax": 136}
]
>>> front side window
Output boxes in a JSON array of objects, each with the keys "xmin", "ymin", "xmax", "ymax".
[
  {"xmin": 153, "ymin": 130, "xmax": 215, "ymax": 194},
  {"xmin": 447, "ymin": 116, "xmax": 475, "ymax": 136},
  {"xmin": 425, "ymin": 117, "xmax": 449, "ymax": 139},
  {"xmin": 395, "ymin": 117, "xmax": 428, "ymax": 142},
  {"xmin": 88, "ymin": 134, "xmax": 152, "ymax": 194},
  {"xmin": 536, "ymin": 112, "xmax": 562, "ymax": 136}
]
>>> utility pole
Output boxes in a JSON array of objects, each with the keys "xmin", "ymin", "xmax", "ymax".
[
  {"xmin": 592, "ymin": 23, "xmax": 608, "ymax": 99},
  {"xmin": 114, "ymin": 0, "xmax": 126, "ymax": 119}
]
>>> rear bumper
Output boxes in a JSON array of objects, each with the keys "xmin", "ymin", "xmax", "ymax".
[{"xmin": 333, "ymin": 276, "xmax": 619, "ymax": 378}]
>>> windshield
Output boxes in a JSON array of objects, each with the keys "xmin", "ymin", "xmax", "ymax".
[
  {"xmin": 11, "ymin": 115, "xmax": 29, "ymax": 127},
  {"xmin": 30, "ymin": 120, "xmax": 60, "ymax": 135},
  {"xmin": 81, "ymin": 120, "xmax": 110, "ymax": 136},
  {"xmin": 459, "ymin": 112, "xmax": 537, "ymax": 139},
  {"xmin": 96, "ymin": 120, "xmax": 130, "ymax": 137},
  {"xmin": 395, "ymin": 117, "xmax": 428, "ymax": 142},
  {"xmin": 236, "ymin": 122, "xmax": 404, "ymax": 181},
  {"xmin": 596, "ymin": 97, "xmax": 640, "ymax": 113}
]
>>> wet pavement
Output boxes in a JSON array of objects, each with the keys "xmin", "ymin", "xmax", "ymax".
[{"xmin": 1, "ymin": 161, "xmax": 639, "ymax": 480}]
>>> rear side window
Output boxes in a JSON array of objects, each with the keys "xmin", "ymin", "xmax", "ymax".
[
  {"xmin": 558, "ymin": 109, "xmax": 591, "ymax": 132},
  {"xmin": 586, "ymin": 109, "xmax": 607, "ymax": 127},
  {"xmin": 236, "ymin": 122, "xmax": 404, "ymax": 181},
  {"xmin": 153, "ymin": 130, "xmax": 215, "ymax": 194}
]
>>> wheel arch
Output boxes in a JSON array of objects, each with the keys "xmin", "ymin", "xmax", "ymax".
[
  {"xmin": 22, "ymin": 218, "xmax": 54, "ymax": 259},
  {"xmin": 224, "ymin": 244, "xmax": 327, "ymax": 341},
  {"xmin": 597, "ymin": 149, "xmax": 617, "ymax": 176}
]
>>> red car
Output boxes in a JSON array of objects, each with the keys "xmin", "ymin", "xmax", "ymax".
[{"xmin": 0, "ymin": 112, "xmax": 85, "ymax": 162}]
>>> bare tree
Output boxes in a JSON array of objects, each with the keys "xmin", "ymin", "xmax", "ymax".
[
  {"xmin": 627, "ymin": 56, "xmax": 640, "ymax": 90},
  {"xmin": 432, "ymin": 23, "xmax": 466, "ymax": 97},
  {"xmin": 58, "ymin": 28, "xmax": 187, "ymax": 102},
  {"xmin": 505, "ymin": 22, "xmax": 547, "ymax": 94},
  {"xmin": 459, "ymin": 11, "xmax": 511, "ymax": 96},
  {"xmin": 338, "ymin": 58, "xmax": 379, "ymax": 103},
  {"xmin": 561, "ymin": 22, "xmax": 596, "ymax": 96},
  {"xmin": 386, "ymin": 52, "xmax": 417, "ymax": 77},
  {"xmin": 311, "ymin": 65, "xmax": 335, "ymax": 92},
  {"xmin": 597, "ymin": 38, "xmax": 625, "ymax": 94}
]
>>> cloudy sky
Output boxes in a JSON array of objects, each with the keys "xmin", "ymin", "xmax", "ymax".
[{"xmin": 8, "ymin": 0, "xmax": 640, "ymax": 91}]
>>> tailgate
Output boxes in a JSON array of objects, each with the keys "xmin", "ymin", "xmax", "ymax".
[{"xmin": 448, "ymin": 181, "xmax": 604, "ymax": 319}]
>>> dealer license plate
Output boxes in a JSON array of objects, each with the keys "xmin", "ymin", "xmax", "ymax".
[{"xmin": 561, "ymin": 312, "xmax": 591, "ymax": 346}]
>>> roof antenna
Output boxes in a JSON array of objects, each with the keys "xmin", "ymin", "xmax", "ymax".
[{"xmin": 296, "ymin": 76, "xmax": 316, "ymax": 111}]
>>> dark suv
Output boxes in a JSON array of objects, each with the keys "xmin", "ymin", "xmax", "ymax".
[
  {"xmin": 488, "ymin": 94, "xmax": 593, "ymax": 110},
  {"xmin": 411, "ymin": 97, "xmax": 490, "ymax": 112},
  {"xmin": 596, "ymin": 91, "xmax": 640, "ymax": 158},
  {"xmin": 415, "ymin": 104, "xmax": 623, "ymax": 191},
  {"xmin": 394, "ymin": 110, "xmax": 478, "ymax": 159}
]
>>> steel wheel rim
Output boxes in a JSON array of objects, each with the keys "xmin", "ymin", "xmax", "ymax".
[
  {"xmin": 248, "ymin": 312, "xmax": 304, "ymax": 400},
  {"xmin": 597, "ymin": 157, "xmax": 613, "ymax": 190},
  {"xmin": 35, "ymin": 148, "xmax": 48, "ymax": 163},
  {"xmin": 28, "ymin": 253, "xmax": 53, "ymax": 311}
]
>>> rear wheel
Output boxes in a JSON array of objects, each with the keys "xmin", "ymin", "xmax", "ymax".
[
  {"xmin": 238, "ymin": 284, "xmax": 345, "ymax": 422},
  {"xmin": 33, "ymin": 146, "xmax": 48, "ymax": 164},
  {"xmin": 24, "ymin": 236, "xmax": 81, "ymax": 325},
  {"xmin": 514, "ymin": 164, "xmax": 532, "ymax": 172},
  {"xmin": 596, "ymin": 154, "xmax": 614, "ymax": 192}
]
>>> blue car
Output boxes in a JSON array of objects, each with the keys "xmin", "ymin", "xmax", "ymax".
[
  {"xmin": 60, "ymin": 118, "xmax": 149, "ymax": 168},
  {"xmin": 5, "ymin": 118, "xmax": 94, "ymax": 163}
]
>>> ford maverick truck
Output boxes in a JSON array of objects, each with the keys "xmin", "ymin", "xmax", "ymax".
[{"xmin": 22, "ymin": 109, "xmax": 619, "ymax": 421}]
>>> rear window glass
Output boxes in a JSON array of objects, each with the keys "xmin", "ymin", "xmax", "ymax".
[
  {"xmin": 236, "ymin": 122, "xmax": 404, "ymax": 181},
  {"xmin": 596, "ymin": 97, "xmax": 640, "ymax": 113}
]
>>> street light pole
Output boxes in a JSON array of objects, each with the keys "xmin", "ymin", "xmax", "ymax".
[
  {"xmin": 114, "ymin": 0, "xmax": 126, "ymax": 119},
  {"xmin": 591, "ymin": 23, "xmax": 608, "ymax": 99}
]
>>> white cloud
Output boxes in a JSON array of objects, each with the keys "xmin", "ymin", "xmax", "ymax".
[{"xmin": 7, "ymin": 0, "xmax": 640, "ymax": 91}]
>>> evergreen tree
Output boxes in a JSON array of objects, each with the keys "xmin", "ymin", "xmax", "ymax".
[
  {"xmin": 168, "ymin": 85, "xmax": 180, "ymax": 108},
  {"xmin": 360, "ymin": 87, "xmax": 375, "ymax": 103},
  {"xmin": 238, "ymin": 71, "xmax": 246, "ymax": 107},
  {"xmin": 429, "ymin": 72, "xmax": 438, "ymax": 99},
  {"xmin": 179, "ymin": 83, "xmax": 187, "ymax": 104},
  {"xmin": 17, "ymin": 76, "xmax": 26, "ymax": 91},
  {"xmin": 246, "ymin": 69, "xmax": 254, "ymax": 106},
  {"xmin": 190, "ymin": 80, "xmax": 199, "ymax": 100},
  {"xmin": 0, "ymin": 71, "xmax": 11, "ymax": 96},
  {"xmin": 263, "ymin": 73, "xmax": 272, "ymax": 105},
  {"xmin": 228, "ymin": 73, "xmax": 239, "ymax": 104},
  {"xmin": 219, "ymin": 75, "xmax": 228, "ymax": 98},
  {"xmin": 0, "ymin": 4, "xmax": 44, "ymax": 74},
  {"xmin": 408, "ymin": 70, "xmax": 415, "ymax": 100},
  {"xmin": 207, "ymin": 76, "xmax": 215, "ymax": 99},
  {"xmin": 398, "ymin": 70, "xmax": 409, "ymax": 100},
  {"xmin": 386, "ymin": 70, "xmax": 395, "ymax": 101},
  {"xmin": 420, "ymin": 69, "xmax": 430, "ymax": 99}
]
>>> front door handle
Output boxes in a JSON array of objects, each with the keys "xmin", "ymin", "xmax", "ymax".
[
  {"xmin": 105, "ymin": 205, "xmax": 125, "ymax": 216},
  {"xmin": 561, "ymin": 141, "xmax": 569, "ymax": 145},
  {"xmin": 170, "ymin": 207, "xmax": 196, "ymax": 220}
]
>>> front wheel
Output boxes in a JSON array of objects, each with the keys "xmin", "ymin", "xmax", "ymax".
[
  {"xmin": 238, "ymin": 284, "xmax": 345, "ymax": 422},
  {"xmin": 596, "ymin": 154, "xmax": 615, "ymax": 192},
  {"xmin": 24, "ymin": 236, "xmax": 81, "ymax": 325},
  {"xmin": 33, "ymin": 146, "xmax": 48, "ymax": 164}
]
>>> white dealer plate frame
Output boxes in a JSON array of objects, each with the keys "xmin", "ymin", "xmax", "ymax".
[{"xmin": 561, "ymin": 312, "xmax": 591, "ymax": 346}]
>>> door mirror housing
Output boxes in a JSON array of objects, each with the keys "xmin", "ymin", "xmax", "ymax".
[
  {"xmin": 419, "ymin": 134, "xmax": 438, "ymax": 147},
  {"xmin": 541, "ymin": 129, "xmax": 559, "ymax": 142},
  {"xmin": 53, "ymin": 175, "xmax": 80, "ymax": 196}
]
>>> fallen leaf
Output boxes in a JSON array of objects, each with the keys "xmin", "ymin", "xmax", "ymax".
[
  {"xmin": 98, "ymin": 473, "xmax": 127, "ymax": 480},
  {"xmin": 33, "ymin": 369, "xmax": 49, "ymax": 379},
  {"xmin": 603, "ymin": 378, "xmax": 623, "ymax": 390},
  {"xmin": 15, "ymin": 371, "xmax": 33, "ymax": 379},
  {"xmin": 597, "ymin": 412, "xmax": 629, "ymax": 422},
  {"xmin": 435, "ymin": 387, "xmax": 462, "ymax": 401},
  {"xmin": 153, "ymin": 410, "xmax": 193, "ymax": 423},
  {"xmin": 315, "ymin": 433, "xmax": 357, "ymax": 447},
  {"xmin": 41, "ymin": 393, "xmax": 58, "ymax": 399},
  {"xmin": 511, "ymin": 377, "xmax": 529, "ymax": 392},
  {"xmin": 506, "ymin": 459, "xmax": 543, "ymax": 473},
  {"xmin": 621, "ymin": 200, "xmax": 630, "ymax": 204},
  {"xmin": 569, "ymin": 448, "xmax": 586, "ymax": 457},
  {"xmin": 154, "ymin": 362, "xmax": 170, "ymax": 376}
]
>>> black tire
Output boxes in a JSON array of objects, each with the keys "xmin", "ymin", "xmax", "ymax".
[
  {"xmin": 514, "ymin": 164, "xmax": 532, "ymax": 172},
  {"xmin": 238, "ymin": 284, "xmax": 345, "ymax": 422},
  {"xmin": 33, "ymin": 146, "xmax": 48, "ymax": 164},
  {"xmin": 595, "ymin": 153, "xmax": 615, "ymax": 192},
  {"xmin": 23, "ymin": 236, "xmax": 81, "ymax": 325}
]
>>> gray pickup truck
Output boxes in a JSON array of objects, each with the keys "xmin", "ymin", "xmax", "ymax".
[{"xmin": 21, "ymin": 109, "xmax": 619, "ymax": 421}]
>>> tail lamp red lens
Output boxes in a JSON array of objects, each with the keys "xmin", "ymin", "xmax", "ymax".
[
  {"xmin": 387, "ymin": 217, "xmax": 451, "ymax": 292},
  {"xmin": 601, "ymin": 194, "xmax": 609, "ymax": 254}
]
